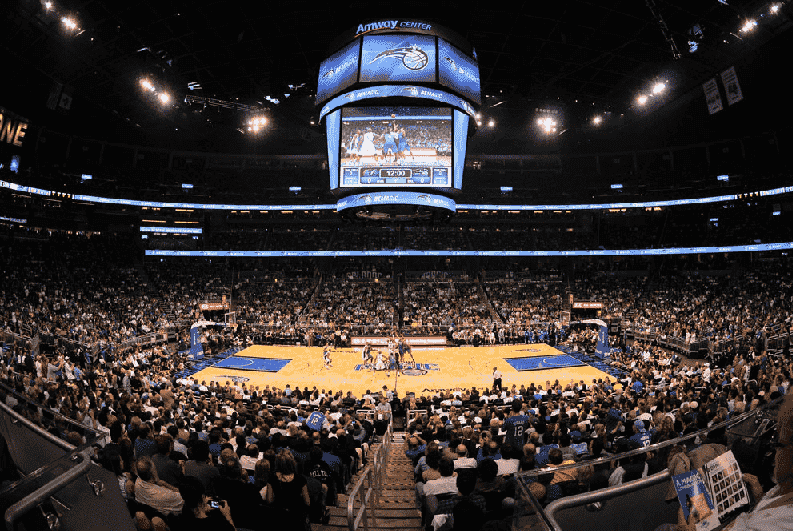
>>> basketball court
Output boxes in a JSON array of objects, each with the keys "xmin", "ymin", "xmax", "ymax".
[{"xmin": 189, "ymin": 343, "xmax": 614, "ymax": 398}]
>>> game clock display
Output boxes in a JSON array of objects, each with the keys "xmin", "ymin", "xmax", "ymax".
[
  {"xmin": 342, "ymin": 167, "xmax": 449, "ymax": 186},
  {"xmin": 340, "ymin": 106, "xmax": 452, "ymax": 188}
]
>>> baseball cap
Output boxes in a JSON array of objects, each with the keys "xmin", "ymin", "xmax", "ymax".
[{"xmin": 634, "ymin": 420, "xmax": 645, "ymax": 431}]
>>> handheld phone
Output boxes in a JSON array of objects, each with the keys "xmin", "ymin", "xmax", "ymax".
[{"xmin": 209, "ymin": 500, "xmax": 220, "ymax": 509}]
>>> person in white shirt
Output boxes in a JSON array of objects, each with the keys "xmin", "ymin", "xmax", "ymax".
[{"xmin": 453, "ymin": 445, "xmax": 477, "ymax": 470}]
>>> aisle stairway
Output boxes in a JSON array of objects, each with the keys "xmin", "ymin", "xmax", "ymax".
[{"xmin": 315, "ymin": 432, "xmax": 423, "ymax": 531}]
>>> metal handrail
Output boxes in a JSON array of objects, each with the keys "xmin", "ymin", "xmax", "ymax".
[
  {"xmin": 3, "ymin": 448, "xmax": 94, "ymax": 531},
  {"xmin": 544, "ymin": 470, "xmax": 671, "ymax": 531},
  {"xmin": 514, "ymin": 396, "xmax": 778, "ymax": 481},
  {"xmin": 346, "ymin": 420, "xmax": 393, "ymax": 531}
]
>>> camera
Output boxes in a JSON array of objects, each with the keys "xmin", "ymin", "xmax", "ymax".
[{"xmin": 209, "ymin": 499, "xmax": 221, "ymax": 509}]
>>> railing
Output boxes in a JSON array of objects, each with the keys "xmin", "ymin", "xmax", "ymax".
[
  {"xmin": 346, "ymin": 420, "xmax": 393, "ymax": 531},
  {"xmin": 544, "ymin": 471, "xmax": 674, "ymax": 531},
  {"xmin": 0, "ymin": 389, "xmax": 135, "ymax": 530},
  {"xmin": 511, "ymin": 397, "xmax": 783, "ymax": 531}
]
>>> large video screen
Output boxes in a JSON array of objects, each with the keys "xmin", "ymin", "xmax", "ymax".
[
  {"xmin": 317, "ymin": 40, "xmax": 361, "ymax": 106},
  {"xmin": 339, "ymin": 106, "xmax": 452, "ymax": 188},
  {"xmin": 359, "ymin": 35, "xmax": 436, "ymax": 84},
  {"xmin": 438, "ymin": 40, "xmax": 481, "ymax": 106}
]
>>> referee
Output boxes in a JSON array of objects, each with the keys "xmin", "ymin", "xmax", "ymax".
[{"xmin": 493, "ymin": 366, "xmax": 502, "ymax": 392}]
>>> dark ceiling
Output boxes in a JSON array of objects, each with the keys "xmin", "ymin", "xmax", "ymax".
[{"xmin": 2, "ymin": 0, "xmax": 791, "ymax": 148}]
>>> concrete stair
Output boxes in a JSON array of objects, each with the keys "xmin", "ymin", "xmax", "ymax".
[{"xmin": 313, "ymin": 432, "xmax": 423, "ymax": 531}]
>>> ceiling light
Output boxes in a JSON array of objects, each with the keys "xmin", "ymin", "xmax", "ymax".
[
  {"xmin": 740, "ymin": 19, "xmax": 758, "ymax": 33},
  {"xmin": 61, "ymin": 16, "xmax": 78, "ymax": 31},
  {"xmin": 140, "ymin": 78, "xmax": 155, "ymax": 92},
  {"xmin": 637, "ymin": 94, "xmax": 648, "ymax": 106},
  {"xmin": 652, "ymin": 82, "xmax": 666, "ymax": 94},
  {"xmin": 44, "ymin": 1, "xmax": 53, "ymax": 10},
  {"xmin": 158, "ymin": 92, "xmax": 170, "ymax": 104},
  {"xmin": 593, "ymin": 115, "xmax": 602, "ymax": 125},
  {"xmin": 770, "ymin": 3, "xmax": 781, "ymax": 14}
]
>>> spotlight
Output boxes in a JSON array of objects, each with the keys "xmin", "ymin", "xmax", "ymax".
[
  {"xmin": 158, "ymin": 92, "xmax": 170, "ymax": 104},
  {"xmin": 488, "ymin": 119, "xmax": 495, "ymax": 128},
  {"xmin": 140, "ymin": 78, "xmax": 155, "ymax": 92},
  {"xmin": 593, "ymin": 115, "xmax": 602, "ymax": 125},
  {"xmin": 740, "ymin": 19, "xmax": 757, "ymax": 33},
  {"xmin": 44, "ymin": 1, "xmax": 53, "ymax": 10},
  {"xmin": 61, "ymin": 16, "xmax": 78, "ymax": 31},
  {"xmin": 652, "ymin": 82, "xmax": 666, "ymax": 95},
  {"xmin": 637, "ymin": 94, "xmax": 648, "ymax": 106},
  {"xmin": 537, "ymin": 117, "xmax": 557, "ymax": 134},
  {"xmin": 770, "ymin": 3, "xmax": 781, "ymax": 14}
]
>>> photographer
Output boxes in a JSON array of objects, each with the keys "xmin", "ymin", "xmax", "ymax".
[{"xmin": 174, "ymin": 476, "xmax": 235, "ymax": 531}]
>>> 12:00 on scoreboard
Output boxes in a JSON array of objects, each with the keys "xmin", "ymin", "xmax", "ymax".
[{"xmin": 342, "ymin": 166, "xmax": 449, "ymax": 186}]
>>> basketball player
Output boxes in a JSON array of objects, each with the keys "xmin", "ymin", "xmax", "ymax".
[
  {"xmin": 382, "ymin": 126, "xmax": 398, "ymax": 164},
  {"xmin": 402, "ymin": 340, "xmax": 415, "ymax": 366},
  {"xmin": 359, "ymin": 127, "xmax": 377, "ymax": 164},
  {"xmin": 374, "ymin": 350, "xmax": 387, "ymax": 371},
  {"xmin": 323, "ymin": 346, "xmax": 332, "ymax": 369},
  {"xmin": 362, "ymin": 343, "xmax": 374, "ymax": 368},
  {"xmin": 396, "ymin": 128, "xmax": 412, "ymax": 164},
  {"xmin": 347, "ymin": 130, "xmax": 361, "ymax": 164}
]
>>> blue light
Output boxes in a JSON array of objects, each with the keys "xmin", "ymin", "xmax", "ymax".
[
  {"xmin": 500, "ymin": 187, "xmax": 513, "ymax": 192},
  {"xmin": 773, "ymin": 211, "xmax": 781, "ymax": 216},
  {"xmin": 182, "ymin": 183, "xmax": 194, "ymax": 189},
  {"xmin": 710, "ymin": 218, "xmax": 718, "ymax": 222},
  {"xmin": 2, "ymin": 179, "xmax": 792, "ymax": 213},
  {"xmin": 717, "ymin": 175, "xmax": 729, "ymax": 181},
  {"xmin": 289, "ymin": 187, "xmax": 302, "ymax": 192},
  {"xmin": 81, "ymin": 174, "xmax": 92, "ymax": 181},
  {"xmin": 9, "ymin": 156, "xmax": 19, "ymax": 174},
  {"xmin": 143, "ymin": 241, "xmax": 793, "ymax": 258},
  {"xmin": 610, "ymin": 184, "xmax": 623, "ymax": 189},
  {"xmin": 140, "ymin": 226, "xmax": 203, "ymax": 234}
]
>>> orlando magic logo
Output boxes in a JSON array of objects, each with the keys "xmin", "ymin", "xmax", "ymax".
[
  {"xmin": 403, "ymin": 87, "xmax": 420, "ymax": 97},
  {"xmin": 369, "ymin": 44, "xmax": 429, "ymax": 71}
]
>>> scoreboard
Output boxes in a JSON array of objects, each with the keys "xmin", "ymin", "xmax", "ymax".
[
  {"xmin": 317, "ymin": 19, "xmax": 481, "ymax": 107},
  {"xmin": 339, "ymin": 106, "xmax": 452, "ymax": 188},
  {"xmin": 318, "ymin": 20, "xmax": 480, "ymax": 217}
]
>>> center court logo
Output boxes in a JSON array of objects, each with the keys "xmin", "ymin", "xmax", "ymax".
[{"xmin": 369, "ymin": 45, "xmax": 429, "ymax": 71}]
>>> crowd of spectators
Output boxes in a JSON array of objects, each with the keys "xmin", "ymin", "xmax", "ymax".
[
  {"xmin": 401, "ymin": 342, "xmax": 791, "ymax": 529},
  {"xmin": 1, "ymin": 229, "xmax": 792, "ymax": 530}
]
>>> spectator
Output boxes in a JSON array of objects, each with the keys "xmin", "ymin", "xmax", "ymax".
[
  {"xmin": 133, "ymin": 455, "xmax": 184, "ymax": 519},
  {"xmin": 172, "ymin": 476, "xmax": 235, "ymax": 531},
  {"xmin": 265, "ymin": 449, "xmax": 311, "ymax": 529}
]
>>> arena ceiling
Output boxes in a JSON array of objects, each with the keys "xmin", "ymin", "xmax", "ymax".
[{"xmin": 1, "ymin": 0, "xmax": 791, "ymax": 143}]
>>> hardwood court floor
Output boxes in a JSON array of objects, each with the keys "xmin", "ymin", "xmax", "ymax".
[{"xmin": 190, "ymin": 343, "xmax": 613, "ymax": 398}]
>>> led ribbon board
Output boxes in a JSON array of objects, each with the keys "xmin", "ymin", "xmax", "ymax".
[
  {"xmin": 320, "ymin": 85, "xmax": 476, "ymax": 122},
  {"xmin": 336, "ymin": 191, "xmax": 456, "ymax": 211},
  {"xmin": 2, "ymin": 180, "xmax": 791, "ymax": 212},
  {"xmin": 145, "ymin": 242, "xmax": 793, "ymax": 257}
]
